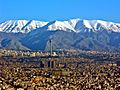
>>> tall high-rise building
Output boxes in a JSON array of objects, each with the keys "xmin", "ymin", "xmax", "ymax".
[
  {"xmin": 39, "ymin": 61, "xmax": 44, "ymax": 68},
  {"xmin": 47, "ymin": 60, "xmax": 55, "ymax": 68}
]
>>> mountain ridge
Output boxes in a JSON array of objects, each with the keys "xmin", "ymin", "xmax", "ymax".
[
  {"xmin": 0, "ymin": 19, "xmax": 120, "ymax": 33},
  {"xmin": 0, "ymin": 18, "xmax": 120, "ymax": 52}
]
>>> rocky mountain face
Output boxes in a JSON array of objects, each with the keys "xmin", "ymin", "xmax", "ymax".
[
  {"xmin": 0, "ymin": 19, "xmax": 120, "ymax": 52},
  {"xmin": 0, "ymin": 20, "xmax": 48, "ymax": 33}
]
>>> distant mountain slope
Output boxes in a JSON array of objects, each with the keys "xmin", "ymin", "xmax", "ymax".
[
  {"xmin": 0, "ymin": 19, "xmax": 120, "ymax": 33},
  {"xmin": 21, "ymin": 29, "xmax": 120, "ymax": 52},
  {"xmin": 0, "ymin": 19, "xmax": 120, "ymax": 51},
  {"xmin": 0, "ymin": 20, "xmax": 48, "ymax": 33},
  {"xmin": 0, "ymin": 32, "xmax": 30, "ymax": 50}
]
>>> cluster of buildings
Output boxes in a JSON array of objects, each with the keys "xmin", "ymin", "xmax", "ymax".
[
  {"xmin": 0, "ymin": 39, "xmax": 119, "ymax": 89},
  {"xmin": 0, "ymin": 49, "xmax": 59, "ymax": 58},
  {"xmin": 0, "ymin": 57, "xmax": 119, "ymax": 90}
]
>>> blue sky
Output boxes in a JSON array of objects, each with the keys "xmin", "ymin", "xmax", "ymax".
[{"xmin": 0, "ymin": 0, "xmax": 120, "ymax": 23}]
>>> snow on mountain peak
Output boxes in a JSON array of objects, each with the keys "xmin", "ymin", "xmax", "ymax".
[
  {"xmin": 68, "ymin": 18, "xmax": 80, "ymax": 29},
  {"xmin": 0, "ymin": 19, "xmax": 120, "ymax": 33},
  {"xmin": 0, "ymin": 20, "xmax": 48, "ymax": 33},
  {"xmin": 74, "ymin": 19, "xmax": 120, "ymax": 33},
  {"xmin": 47, "ymin": 20, "xmax": 76, "ymax": 32}
]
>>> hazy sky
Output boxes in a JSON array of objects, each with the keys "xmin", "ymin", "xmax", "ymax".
[{"xmin": 0, "ymin": 0, "xmax": 120, "ymax": 22}]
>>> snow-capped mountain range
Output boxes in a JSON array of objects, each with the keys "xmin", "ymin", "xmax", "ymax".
[
  {"xmin": 0, "ymin": 19, "xmax": 120, "ymax": 33},
  {"xmin": 0, "ymin": 18, "xmax": 120, "ymax": 52},
  {"xmin": 0, "ymin": 20, "xmax": 48, "ymax": 33}
]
